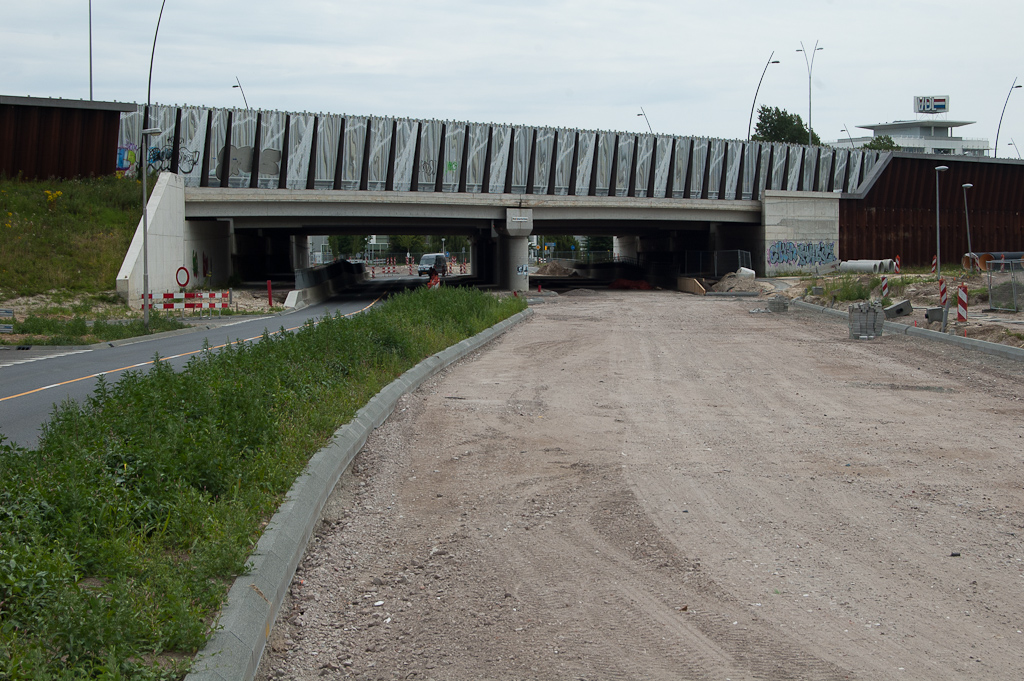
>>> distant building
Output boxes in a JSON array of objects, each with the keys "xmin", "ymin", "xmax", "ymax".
[{"xmin": 834, "ymin": 120, "xmax": 989, "ymax": 156}]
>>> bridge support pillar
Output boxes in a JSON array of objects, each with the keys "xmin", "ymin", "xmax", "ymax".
[
  {"xmin": 497, "ymin": 208, "xmax": 533, "ymax": 292},
  {"xmin": 290, "ymin": 235, "xmax": 310, "ymax": 271}
]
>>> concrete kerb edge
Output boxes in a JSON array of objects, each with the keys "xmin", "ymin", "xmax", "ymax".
[
  {"xmin": 791, "ymin": 299, "xmax": 1024, "ymax": 362},
  {"xmin": 184, "ymin": 306, "xmax": 534, "ymax": 681}
]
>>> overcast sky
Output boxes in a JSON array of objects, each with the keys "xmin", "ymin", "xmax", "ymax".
[{"xmin": 4, "ymin": 1, "xmax": 1024, "ymax": 152}]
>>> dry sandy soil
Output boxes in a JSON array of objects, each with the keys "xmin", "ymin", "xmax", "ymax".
[{"xmin": 254, "ymin": 289, "xmax": 1024, "ymax": 681}]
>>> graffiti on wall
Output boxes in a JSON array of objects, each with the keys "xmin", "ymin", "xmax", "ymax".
[
  {"xmin": 116, "ymin": 143, "xmax": 139, "ymax": 177},
  {"xmin": 767, "ymin": 240, "xmax": 837, "ymax": 268},
  {"xmin": 116, "ymin": 142, "xmax": 200, "ymax": 176}
]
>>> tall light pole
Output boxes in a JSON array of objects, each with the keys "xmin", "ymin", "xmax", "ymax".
[
  {"xmin": 840, "ymin": 125, "xmax": 856, "ymax": 148},
  {"xmin": 233, "ymin": 76, "xmax": 249, "ymax": 109},
  {"xmin": 994, "ymin": 78, "xmax": 1021, "ymax": 159},
  {"xmin": 637, "ymin": 107, "xmax": 653, "ymax": 134},
  {"xmin": 962, "ymin": 183, "xmax": 975, "ymax": 273},
  {"xmin": 797, "ymin": 41, "xmax": 823, "ymax": 146},
  {"xmin": 88, "ymin": 0, "xmax": 93, "ymax": 100},
  {"xmin": 747, "ymin": 52, "xmax": 780, "ymax": 142},
  {"xmin": 935, "ymin": 165, "xmax": 949, "ymax": 282},
  {"xmin": 141, "ymin": 0, "xmax": 168, "ymax": 331},
  {"xmin": 1008, "ymin": 139, "xmax": 1022, "ymax": 159}
]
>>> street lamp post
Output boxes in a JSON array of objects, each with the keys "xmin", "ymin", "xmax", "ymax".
[
  {"xmin": 962, "ymin": 183, "xmax": 975, "ymax": 273},
  {"xmin": 141, "ymin": 0, "xmax": 168, "ymax": 331},
  {"xmin": 841, "ymin": 125, "xmax": 856, "ymax": 148},
  {"xmin": 1008, "ymin": 139, "xmax": 1022, "ymax": 159},
  {"xmin": 994, "ymin": 78, "xmax": 1021, "ymax": 159},
  {"xmin": 637, "ymin": 107, "xmax": 653, "ymax": 134},
  {"xmin": 797, "ymin": 41, "xmax": 823, "ymax": 146},
  {"xmin": 747, "ymin": 52, "xmax": 780, "ymax": 142},
  {"xmin": 233, "ymin": 76, "xmax": 249, "ymax": 109},
  {"xmin": 935, "ymin": 165, "xmax": 949, "ymax": 282}
]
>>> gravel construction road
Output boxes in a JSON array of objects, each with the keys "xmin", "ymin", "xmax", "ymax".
[{"xmin": 255, "ymin": 290, "xmax": 1024, "ymax": 681}]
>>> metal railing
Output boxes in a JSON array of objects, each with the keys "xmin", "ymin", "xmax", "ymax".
[
  {"xmin": 682, "ymin": 250, "xmax": 752, "ymax": 277},
  {"xmin": 986, "ymin": 259, "xmax": 1024, "ymax": 312}
]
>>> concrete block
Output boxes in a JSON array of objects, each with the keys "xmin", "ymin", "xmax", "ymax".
[
  {"xmin": 767, "ymin": 296, "xmax": 789, "ymax": 313},
  {"xmin": 884, "ymin": 299, "xmax": 913, "ymax": 319},
  {"xmin": 811, "ymin": 286, "xmax": 824, "ymax": 296},
  {"xmin": 925, "ymin": 307, "xmax": 944, "ymax": 324},
  {"xmin": 848, "ymin": 301, "xmax": 884, "ymax": 339}
]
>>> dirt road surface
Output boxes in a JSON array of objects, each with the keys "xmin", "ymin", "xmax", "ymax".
[{"xmin": 255, "ymin": 290, "xmax": 1024, "ymax": 681}]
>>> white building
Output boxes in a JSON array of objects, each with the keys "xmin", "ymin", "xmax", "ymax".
[{"xmin": 834, "ymin": 119, "xmax": 989, "ymax": 156}]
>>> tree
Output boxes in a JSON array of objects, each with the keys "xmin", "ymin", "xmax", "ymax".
[
  {"xmin": 328, "ymin": 234, "xmax": 369, "ymax": 259},
  {"xmin": 751, "ymin": 106, "xmax": 821, "ymax": 146},
  {"xmin": 587, "ymin": 236, "xmax": 613, "ymax": 252},
  {"xmin": 862, "ymin": 135, "xmax": 900, "ymax": 151}
]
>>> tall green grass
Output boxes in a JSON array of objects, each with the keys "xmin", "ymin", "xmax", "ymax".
[
  {"xmin": 0, "ymin": 175, "xmax": 147, "ymax": 298},
  {"xmin": 0, "ymin": 287, "xmax": 526, "ymax": 679}
]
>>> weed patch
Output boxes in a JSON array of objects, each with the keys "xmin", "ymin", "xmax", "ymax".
[{"xmin": 0, "ymin": 287, "xmax": 526, "ymax": 678}]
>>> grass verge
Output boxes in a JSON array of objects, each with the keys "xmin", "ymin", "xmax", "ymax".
[
  {"xmin": 0, "ymin": 287, "xmax": 526, "ymax": 679},
  {"xmin": 0, "ymin": 175, "xmax": 148, "ymax": 298}
]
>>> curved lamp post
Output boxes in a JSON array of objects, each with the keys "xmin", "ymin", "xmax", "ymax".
[
  {"xmin": 637, "ymin": 107, "xmax": 653, "ymax": 134},
  {"xmin": 1008, "ymin": 139, "xmax": 1022, "ymax": 159},
  {"xmin": 747, "ymin": 52, "xmax": 780, "ymax": 141},
  {"xmin": 141, "ymin": 0, "xmax": 168, "ymax": 331},
  {"xmin": 233, "ymin": 76, "xmax": 249, "ymax": 109},
  {"xmin": 962, "ymin": 183, "xmax": 975, "ymax": 273},
  {"xmin": 841, "ymin": 125, "xmax": 856, "ymax": 148},
  {"xmin": 935, "ymin": 165, "xmax": 949, "ymax": 282},
  {"xmin": 797, "ymin": 41, "xmax": 823, "ymax": 146},
  {"xmin": 994, "ymin": 78, "xmax": 1021, "ymax": 159}
]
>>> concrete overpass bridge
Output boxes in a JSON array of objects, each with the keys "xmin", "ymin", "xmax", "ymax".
[{"xmin": 116, "ymin": 103, "xmax": 884, "ymax": 299}]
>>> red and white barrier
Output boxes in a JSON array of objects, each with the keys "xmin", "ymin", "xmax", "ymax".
[
  {"xmin": 894, "ymin": 255, "xmax": 901, "ymax": 274},
  {"xmin": 142, "ymin": 291, "xmax": 229, "ymax": 311},
  {"xmin": 939, "ymin": 277, "xmax": 947, "ymax": 306},
  {"xmin": 931, "ymin": 255, "xmax": 937, "ymax": 274},
  {"xmin": 881, "ymin": 276, "xmax": 888, "ymax": 298},
  {"xmin": 1000, "ymin": 253, "xmax": 1007, "ymax": 272},
  {"xmin": 957, "ymin": 283, "xmax": 968, "ymax": 322}
]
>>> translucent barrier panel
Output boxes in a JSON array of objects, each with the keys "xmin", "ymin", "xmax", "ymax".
[
  {"xmin": 861, "ymin": 151, "xmax": 879, "ymax": 181},
  {"xmin": 177, "ymin": 107, "xmax": 208, "ymax": 186},
  {"xmin": 705, "ymin": 139, "xmax": 724, "ymax": 198},
  {"xmin": 786, "ymin": 146, "xmax": 802, "ymax": 190},
  {"xmin": 314, "ymin": 114, "xmax": 342, "ymax": 190},
  {"xmin": 417, "ymin": 119, "xmax": 442, "ymax": 191},
  {"xmin": 206, "ymin": 109, "xmax": 228, "ymax": 187},
  {"xmin": 146, "ymin": 105, "xmax": 177, "ymax": 176},
  {"xmin": 227, "ymin": 109, "xmax": 258, "ymax": 187},
  {"xmin": 817, "ymin": 148, "xmax": 833, "ymax": 191},
  {"xmin": 613, "ymin": 135, "xmax": 634, "ymax": 197},
  {"xmin": 770, "ymin": 143, "xmax": 787, "ymax": 190},
  {"xmin": 366, "ymin": 116, "xmax": 393, "ymax": 191},
  {"xmin": 533, "ymin": 128, "xmax": 555, "ymax": 194},
  {"xmin": 284, "ymin": 113, "xmax": 314, "ymax": 190},
  {"xmin": 690, "ymin": 138, "xmax": 708, "ymax": 198},
  {"xmin": 441, "ymin": 123, "xmax": 466, "ymax": 192},
  {"xmin": 739, "ymin": 142, "xmax": 757, "ymax": 200},
  {"xmin": 573, "ymin": 131, "xmax": 596, "ymax": 196},
  {"xmin": 670, "ymin": 138, "xmax": 692, "ymax": 198},
  {"xmin": 340, "ymin": 116, "xmax": 367, "ymax": 191},
  {"xmin": 723, "ymin": 141, "xmax": 741, "ymax": 199},
  {"xmin": 510, "ymin": 126, "xmax": 531, "ymax": 194},
  {"xmin": 593, "ymin": 131, "xmax": 615, "ymax": 196},
  {"xmin": 633, "ymin": 135, "xmax": 653, "ymax": 197},
  {"xmin": 757, "ymin": 144, "xmax": 771, "ymax": 195},
  {"xmin": 464, "ymin": 123, "xmax": 489, "ymax": 193},
  {"xmin": 488, "ymin": 125, "xmax": 511, "ymax": 193},
  {"xmin": 552, "ymin": 129, "xmax": 574, "ymax": 196},
  {"xmin": 833, "ymin": 149, "xmax": 848, "ymax": 193},
  {"xmin": 257, "ymin": 111, "xmax": 286, "ymax": 189},
  {"xmin": 391, "ymin": 118, "xmax": 418, "ymax": 192},
  {"xmin": 116, "ymin": 107, "xmax": 143, "ymax": 178},
  {"xmin": 652, "ymin": 135, "xmax": 672, "ymax": 198},
  {"xmin": 847, "ymin": 151, "xmax": 864, "ymax": 192},
  {"xmin": 801, "ymin": 147, "xmax": 816, "ymax": 192}
]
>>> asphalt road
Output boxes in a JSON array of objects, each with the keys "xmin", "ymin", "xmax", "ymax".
[{"xmin": 0, "ymin": 296, "xmax": 380, "ymax": 450}]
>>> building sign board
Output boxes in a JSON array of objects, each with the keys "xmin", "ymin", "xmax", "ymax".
[{"xmin": 915, "ymin": 96, "xmax": 949, "ymax": 114}]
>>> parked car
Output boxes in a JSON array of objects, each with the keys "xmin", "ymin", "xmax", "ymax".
[{"xmin": 418, "ymin": 253, "xmax": 448, "ymax": 276}]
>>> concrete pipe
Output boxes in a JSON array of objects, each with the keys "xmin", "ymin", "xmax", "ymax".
[{"xmin": 839, "ymin": 260, "xmax": 880, "ymax": 274}]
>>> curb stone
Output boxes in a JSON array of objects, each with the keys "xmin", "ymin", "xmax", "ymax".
[
  {"xmin": 791, "ymin": 299, "xmax": 1024, "ymax": 362},
  {"xmin": 184, "ymin": 307, "xmax": 534, "ymax": 681}
]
